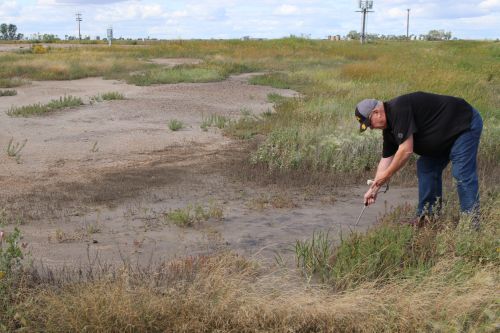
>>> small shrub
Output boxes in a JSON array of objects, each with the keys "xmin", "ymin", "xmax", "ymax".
[
  {"xmin": 31, "ymin": 44, "xmax": 47, "ymax": 54},
  {"xmin": 250, "ymin": 128, "xmax": 381, "ymax": 172},
  {"xmin": 165, "ymin": 203, "xmax": 223, "ymax": 227},
  {"xmin": 90, "ymin": 141, "xmax": 99, "ymax": 153},
  {"xmin": 200, "ymin": 114, "xmax": 231, "ymax": 131},
  {"xmin": 90, "ymin": 92, "xmax": 125, "ymax": 104},
  {"xmin": 0, "ymin": 228, "xmax": 23, "ymax": 278},
  {"xmin": 166, "ymin": 208, "xmax": 192, "ymax": 227},
  {"xmin": 0, "ymin": 228, "xmax": 24, "ymax": 330},
  {"xmin": 295, "ymin": 231, "xmax": 333, "ymax": 282},
  {"xmin": 7, "ymin": 95, "xmax": 83, "ymax": 117},
  {"xmin": 89, "ymin": 95, "xmax": 103, "ymax": 104},
  {"xmin": 46, "ymin": 96, "xmax": 83, "ymax": 109},
  {"xmin": 100, "ymin": 92, "xmax": 125, "ymax": 100},
  {"xmin": 0, "ymin": 90, "xmax": 17, "ymax": 97},
  {"xmin": 0, "ymin": 78, "xmax": 27, "ymax": 88},
  {"xmin": 6, "ymin": 138, "xmax": 27, "ymax": 163},
  {"xmin": 168, "ymin": 119, "xmax": 184, "ymax": 131}
]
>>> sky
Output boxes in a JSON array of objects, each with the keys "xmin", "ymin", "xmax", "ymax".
[{"xmin": 0, "ymin": 0, "xmax": 499, "ymax": 40}]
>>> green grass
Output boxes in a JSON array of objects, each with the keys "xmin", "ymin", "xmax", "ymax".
[
  {"xmin": 168, "ymin": 119, "xmax": 185, "ymax": 131},
  {"xmin": 0, "ymin": 89, "xmax": 17, "ymax": 96},
  {"xmin": 126, "ymin": 62, "xmax": 257, "ymax": 86},
  {"xmin": 101, "ymin": 91, "xmax": 125, "ymax": 100},
  {"xmin": 295, "ymin": 193, "xmax": 499, "ymax": 290},
  {"xmin": 6, "ymin": 95, "xmax": 83, "ymax": 117},
  {"xmin": 249, "ymin": 73, "xmax": 294, "ymax": 89},
  {"xmin": 200, "ymin": 114, "xmax": 231, "ymax": 131},
  {"xmin": 165, "ymin": 203, "xmax": 223, "ymax": 227},
  {"xmin": 0, "ymin": 78, "xmax": 27, "ymax": 88},
  {"xmin": 128, "ymin": 67, "xmax": 224, "ymax": 86},
  {"xmin": 267, "ymin": 92, "xmax": 287, "ymax": 104},
  {"xmin": 90, "ymin": 91, "xmax": 125, "ymax": 104},
  {"xmin": 6, "ymin": 138, "xmax": 27, "ymax": 163}
]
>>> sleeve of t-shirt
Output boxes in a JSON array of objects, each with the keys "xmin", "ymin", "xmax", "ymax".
[
  {"xmin": 382, "ymin": 130, "xmax": 397, "ymax": 158},
  {"xmin": 391, "ymin": 97, "xmax": 417, "ymax": 145}
]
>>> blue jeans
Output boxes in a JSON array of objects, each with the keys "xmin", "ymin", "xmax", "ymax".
[{"xmin": 417, "ymin": 108, "xmax": 483, "ymax": 221}]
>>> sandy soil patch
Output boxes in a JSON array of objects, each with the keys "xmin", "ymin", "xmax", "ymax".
[
  {"xmin": 0, "ymin": 70, "xmax": 417, "ymax": 268},
  {"xmin": 149, "ymin": 58, "xmax": 203, "ymax": 67}
]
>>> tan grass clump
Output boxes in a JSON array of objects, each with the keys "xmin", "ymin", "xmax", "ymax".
[{"xmin": 16, "ymin": 253, "xmax": 498, "ymax": 332}]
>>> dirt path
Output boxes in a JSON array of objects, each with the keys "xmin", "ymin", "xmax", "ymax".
[{"xmin": 0, "ymin": 62, "xmax": 417, "ymax": 267}]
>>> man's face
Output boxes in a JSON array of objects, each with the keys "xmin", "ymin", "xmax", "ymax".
[{"xmin": 369, "ymin": 105, "xmax": 387, "ymax": 130}]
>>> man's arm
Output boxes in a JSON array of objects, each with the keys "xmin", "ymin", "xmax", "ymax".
[
  {"xmin": 364, "ymin": 156, "xmax": 393, "ymax": 205},
  {"xmin": 375, "ymin": 156, "xmax": 394, "ymax": 179},
  {"xmin": 364, "ymin": 135, "xmax": 414, "ymax": 205}
]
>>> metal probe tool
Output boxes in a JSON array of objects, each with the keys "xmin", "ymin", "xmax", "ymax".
[{"xmin": 355, "ymin": 179, "xmax": 390, "ymax": 226}]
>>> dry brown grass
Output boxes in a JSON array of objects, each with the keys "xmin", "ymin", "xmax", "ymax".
[{"xmin": 12, "ymin": 253, "xmax": 497, "ymax": 332}]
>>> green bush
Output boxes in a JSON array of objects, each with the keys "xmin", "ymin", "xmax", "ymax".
[
  {"xmin": 101, "ymin": 91, "xmax": 125, "ymax": 100},
  {"xmin": 0, "ymin": 228, "xmax": 24, "ymax": 330},
  {"xmin": 0, "ymin": 89, "xmax": 17, "ymax": 97},
  {"xmin": 0, "ymin": 228, "xmax": 23, "ymax": 277},
  {"xmin": 7, "ymin": 95, "xmax": 83, "ymax": 117},
  {"xmin": 168, "ymin": 119, "xmax": 184, "ymax": 131},
  {"xmin": 200, "ymin": 114, "xmax": 231, "ymax": 131},
  {"xmin": 165, "ymin": 203, "xmax": 223, "ymax": 227},
  {"xmin": 0, "ymin": 78, "xmax": 27, "ymax": 88},
  {"xmin": 251, "ymin": 127, "xmax": 381, "ymax": 172}
]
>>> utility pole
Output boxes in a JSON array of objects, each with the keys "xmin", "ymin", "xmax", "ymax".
[
  {"xmin": 107, "ymin": 26, "xmax": 113, "ymax": 47},
  {"xmin": 406, "ymin": 8, "xmax": 410, "ymax": 40},
  {"xmin": 356, "ymin": 1, "xmax": 374, "ymax": 44},
  {"xmin": 76, "ymin": 13, "xmax": 82, "ymax": 41}
]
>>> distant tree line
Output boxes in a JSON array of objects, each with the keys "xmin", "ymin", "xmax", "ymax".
[
  {"xmin": 425, "ymin": 29, "xmax": 452, "ymax": 41},
  {"xmin": 0, "ymin": 23, "xmax": 23, "ymax": 40},
  {"xmin": 345, "ymin": 29, "xmax": 453, "ymax": 41}
]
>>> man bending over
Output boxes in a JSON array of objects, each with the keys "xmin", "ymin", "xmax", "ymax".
[{"xmin": 355, "ymin": 92, "xmax": 482, "ymax": 228}]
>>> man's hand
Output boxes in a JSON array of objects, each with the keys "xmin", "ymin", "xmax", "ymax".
[
  {"xmin": 364, "ymin": 187, "xmax": 378, "ymax": 205},
  {"xmin": 364, "ymin": 172, "xmax": 390, "ymax": 205},
  {"xmin": 363, "ymin": 135, "xmax": 413, "ymax": 206}
]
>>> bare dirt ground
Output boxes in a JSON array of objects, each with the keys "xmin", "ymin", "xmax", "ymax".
[{"xmin": 0, "ymin": 58, "xmax": 417, "ymax": 268}]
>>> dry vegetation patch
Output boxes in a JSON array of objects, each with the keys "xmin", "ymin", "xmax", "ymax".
[{"xmin": 3, "ymin": 252, "xmax": 497, "ymax": 332}]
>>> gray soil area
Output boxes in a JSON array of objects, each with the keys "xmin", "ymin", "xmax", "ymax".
[{"xmin": 0, "ymin": 58, "xmax": 417, "ymax": 268}]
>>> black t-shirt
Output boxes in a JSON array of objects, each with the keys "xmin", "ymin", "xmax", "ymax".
[{"xmin": 382, "ymin": 92, "xmax": 473, "ymax": 158}]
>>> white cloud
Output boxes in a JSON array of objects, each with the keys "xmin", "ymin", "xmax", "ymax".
[
  {"xmin": 0, "ymin": 0, "xmax": 19, "ymax": 11},
  {"xmin": 386, "ymin": 7, "xmax": 405, "ymax": 18},
  {"xmin": 1, "ymin": 1, "xmax": 498, "ymax": 40},
  {"xmin": 95, "ymin": 3, "xmax": 166, "ymax": 22},
  {"xmin": 479, "ymin": 0, "xmax": 500, "ymax": 10},
  {"xmin": 36, "ymin": 0, "xmax": 57, "ymax": 5},
  {"xmin": 274, "ymin": 4, "xmax": 300, "ymax": 15},
  {"xmin": 52, "ymin": 0, "xmax": 129, "ymax": 3}
]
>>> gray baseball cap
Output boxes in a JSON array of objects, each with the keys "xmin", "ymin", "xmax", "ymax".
[{"xmin": 355, "ymin": 99, "xmax": 379, "ymax": 132}]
